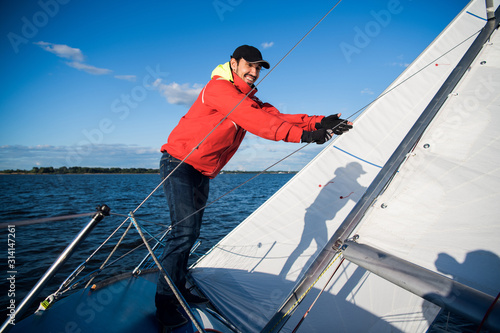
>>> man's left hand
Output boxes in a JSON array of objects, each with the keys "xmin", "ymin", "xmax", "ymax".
[{"xmin": 316, "ymin": 114, "xmax": 353, "ymax": 135}]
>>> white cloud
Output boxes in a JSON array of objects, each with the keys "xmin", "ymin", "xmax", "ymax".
[
  {"xmin": 153, "ymin": 79, "xmax": 202, "ymax": 106},
  {"xmin": 388, "ymin": 54, "xmax": 409, "ymax": 67},
  {"xmin": 388, "ymin": 62, "xmax": 410, "ymax": 67},
  {"xmin": 34, "ymin": 41, "xmax": 84, "ymax": 62},
  {"xmin": 261, "ymin": 42, "xmax": 274, "ymax": 49},
  {"xmin": 361, "ymin": 88, "xmax": 374, "ymax": 95},
  {"xmin": 114, "ymin": 75, "xmax": 137, "ymax": 82},
  {"xmin": 35, "ymin": 41, "xmax": 113, "ymax": 76},
  {"xmin": 66, "ymin": 61, "xmax": 112, "ymax": 75}
]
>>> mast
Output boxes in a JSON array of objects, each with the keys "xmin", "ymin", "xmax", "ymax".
[{"xmin": 262, "ymin": 3, "xmax": 500, "ymax": 332}]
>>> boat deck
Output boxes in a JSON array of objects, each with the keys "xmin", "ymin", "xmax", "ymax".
[{"xmin": 10, "ymin": 271, "xmax": 218, "ymax": 333}]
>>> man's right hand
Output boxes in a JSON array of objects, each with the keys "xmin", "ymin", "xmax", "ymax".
[{"xmin": 301, "ymin": 128, "xmax": 332, "ymax": 144}]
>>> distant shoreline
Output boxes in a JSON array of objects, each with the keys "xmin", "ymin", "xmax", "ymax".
[{"xmin": 0, "ymin": 167, "xmax": 296, "ymax": 175}]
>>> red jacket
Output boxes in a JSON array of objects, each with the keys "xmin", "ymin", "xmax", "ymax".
[{"xmin": 161, "ymin": 62, "xmax": 323, "ymax": 178}]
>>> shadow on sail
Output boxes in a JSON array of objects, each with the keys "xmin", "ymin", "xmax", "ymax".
[{"xmin": 280, "ymin": 162, "xmax": 367, "ymax": 280}]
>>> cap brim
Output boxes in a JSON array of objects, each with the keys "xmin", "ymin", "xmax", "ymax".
[{"xmin": 250, "ymin": 60, "xmax": 270, "ymax": 69}]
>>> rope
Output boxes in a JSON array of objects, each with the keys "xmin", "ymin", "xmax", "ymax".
[
  {"xmin": 291, "ymin": 257, "xmax": 345, "ymax": 333},
  {"xmin": 266, "ymin": 252, "xmax": 343, "ymax": 333},
  {"xmin": 256, "ymin": 0, "xmax": 344, "ymax": 85},
  {"xmin": 476, "ymin": 291, "xmax": 500, "ymax": 332}
]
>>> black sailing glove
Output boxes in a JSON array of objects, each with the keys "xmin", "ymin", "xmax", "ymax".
[
  {"xmin": 315, "ymin": 114, "xmax": 353, "ymax": 135},
  {"xmin": 301, "ymin": 128, "xmax": 332, "ymax": 144}
]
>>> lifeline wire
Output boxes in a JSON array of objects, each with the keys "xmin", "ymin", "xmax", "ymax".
[{"xmin": 0, "ymin": 212, "xmax": 95, "ymax": 228}]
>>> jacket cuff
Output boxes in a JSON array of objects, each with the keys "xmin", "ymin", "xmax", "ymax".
[
  {"xmin": 286, "ymin": 125, "xmax": 305, "ymax": 143},
  {"xmin": 310, "ymin": 115, "xmax": 324, "ymax": 130}
]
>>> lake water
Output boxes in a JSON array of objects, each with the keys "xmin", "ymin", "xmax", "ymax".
[
  {"xmin": 0, "ymin": 174, "xmax": 480, "ymax": 331},
  {"xmin": 0, "ymin": 173, "xmax": 293, "ymax": 322}
]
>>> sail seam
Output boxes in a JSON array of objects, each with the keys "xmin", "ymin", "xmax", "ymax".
[
  {"xmin": 466, "ymin": 11, "xmax": 488, "ymax": 21},
  {"xmin": 333, "ymin": 146, "xmax": 383, "ymax": 169}
]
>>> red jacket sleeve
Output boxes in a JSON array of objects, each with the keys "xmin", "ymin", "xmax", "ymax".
[
  {"xmin": 260, "ymin": 102, "xmax": 323, "ymax": 131},
  {"xmin": 203, "ymin": 79, "xmax": 321, "ymax": 142}
]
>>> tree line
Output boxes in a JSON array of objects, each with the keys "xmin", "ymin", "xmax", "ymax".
[
  {"xmin": 1, "ymin": 166, "xmax": 159, "ymax": 174},
  {"xmin": 1, "ymin": 167, "xmax": 296, "ymax": 175}
]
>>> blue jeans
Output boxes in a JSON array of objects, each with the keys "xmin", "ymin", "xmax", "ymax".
[{"xmin": 156, "ymin": 152, "xmax": 210, "ymax": 296}]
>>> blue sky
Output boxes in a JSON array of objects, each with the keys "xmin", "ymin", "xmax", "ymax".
[{"xmin": 0, "ymin": 0, "xmax": 470, "ymax": 171}]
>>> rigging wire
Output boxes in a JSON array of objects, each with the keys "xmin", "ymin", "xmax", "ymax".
[
  {"xmin": 156, "ymin": 143, "xmax": 312, "ymax": 233},
  {"xmin": 41, "ymin": 0, "xmax": 349, "ymax": 294},
  {"xmin": 129, "ymin": 0, "xmax": 345, "ymax": 217},
  {"xmin": 130, "ymin": 28, "xmax": 484, "ymax": 238},
  {"xmin": 84, "ymin": 220, "xmax": 135, "ymax": 289},
  {"xmin": 343, "ymin": 28, "xmax": 482, "ymax": 121}
]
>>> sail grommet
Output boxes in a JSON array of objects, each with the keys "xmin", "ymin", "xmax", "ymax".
[
  {"xmin": 423, "ymin": 143, "xmax": 430, "ymax": 149},
  {"xmin": 381, "ymin": 203, "xmax": 388, "ymax": 209},
  {"xmin": 480, "ymin": 61, "xmax": 487, "ymax": 65}
]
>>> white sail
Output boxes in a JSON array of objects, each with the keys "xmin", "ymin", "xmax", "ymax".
[
  {"xmin": 349, "ymin": 17, "xmax": 500, "ymax": 327},
  {"xmin": 192, "ymin": 1, "xmax": 499, "ymax": 332}
]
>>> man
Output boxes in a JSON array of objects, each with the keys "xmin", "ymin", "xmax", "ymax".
[{"xmin": 155, "ymin": 45, "xmax": 353, "ymax": 328}]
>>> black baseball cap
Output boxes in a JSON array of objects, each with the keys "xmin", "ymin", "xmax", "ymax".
[{"xmin": 231, "ymin": 45, "xmax": 270, "ymax": 69}]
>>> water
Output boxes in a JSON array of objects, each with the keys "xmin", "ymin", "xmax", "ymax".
[
  {"xmin": 0, "ymin": 173, "xmax": 293, "ymax": 322},
  {"xmin": 0, "ymin": 174, "xmax": 485, "ymax": 331}
]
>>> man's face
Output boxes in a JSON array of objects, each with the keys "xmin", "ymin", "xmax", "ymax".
[{"xmin": 231, "ymin": 58, "xmax": 262, "ymax": 86}]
